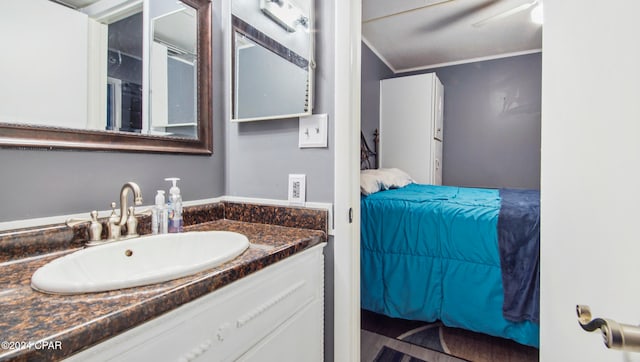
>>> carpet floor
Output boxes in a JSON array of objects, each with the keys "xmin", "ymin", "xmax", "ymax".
[{"xmin": 361, "ymin": 309, "xmax": 539, "ymax": 362}]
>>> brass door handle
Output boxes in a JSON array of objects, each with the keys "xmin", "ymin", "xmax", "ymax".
[{"xmin": 577, "ymin": 304, "xmax": 640, "ymax": 352}]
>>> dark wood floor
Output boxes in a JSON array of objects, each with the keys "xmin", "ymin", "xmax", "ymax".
[
  {"xmin": 361, "ymin": 309, "xmax": 427, "ymax": 338},
  {"xmin": 361, "ymin": 329, "xmax": 466, "ymax": 362},
  {"xmin": 361, "ymin": 310, "xmax": 539, "ymax": 362}
]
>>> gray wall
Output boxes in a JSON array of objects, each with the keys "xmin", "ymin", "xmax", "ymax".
[
  {"xmin": 361, "ymin": 42, "xmax": 393, "ymax": 149},
  {"xmin": 225, "ymin": 0, "xmax": 334, "ymax": 203},
  {"xmin": 0, "ymin": 2, "xmax": 227, "ymax": 222},
  {"xmin": 364, "ymin": 52, "xmax": 541, "ymax": 190},
  {"xmin": 415, "ymin": 53, "xmax": 542, "ymax": 190}
]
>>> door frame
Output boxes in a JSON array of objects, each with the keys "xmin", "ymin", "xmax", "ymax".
[{"xmin": 333, "ymin": 0, "xmax": 362, "ymax": 360}]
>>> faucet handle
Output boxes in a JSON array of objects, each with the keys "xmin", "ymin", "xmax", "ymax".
[
  {"xmin": 107, "ymin": 202, "xmax": 121, "ymax": 241},
  {"xmin": 88, "ymin": 210, "xmax": 103, "ymax": 242},
  {"xmin": 66, "ymin": 211, "xmax": 103, "ymax": 243},
  {"xmin": 125, "ymin": 206, "xmax": 139, "ymax": 237},
  {"xmin": 109, "ymin": 202, "xmax": 118, "ymax": 216}
]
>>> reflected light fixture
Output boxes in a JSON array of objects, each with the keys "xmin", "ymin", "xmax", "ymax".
[
  {"xmin": 260, "ymin": 0, "xmax": 308, "ymax": 32},
  {"xmin": 530, "ymin": 2, "xmax": 543, "ymax": 25}
]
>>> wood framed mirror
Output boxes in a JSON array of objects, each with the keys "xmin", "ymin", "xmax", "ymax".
[{"xmin": 0, "ymin": 0, "xmax": 212, "ymax": 155}]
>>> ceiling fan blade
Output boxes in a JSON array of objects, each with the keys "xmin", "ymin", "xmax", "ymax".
[
  {"xmin": 362, "ymin": 0, "xmax": 454, "ymax": 24},
  {"xmin": 472, "ymin": 0, "xmax": 537, "ymax": 27},
  {"xmin": 417, "ymin": 0, "xmax": 503, "ymax": 32}
]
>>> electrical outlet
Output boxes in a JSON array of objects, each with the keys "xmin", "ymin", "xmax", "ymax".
[{"xmin": 288, "ymin": 174, "xmax": 306, "ymax": 205}]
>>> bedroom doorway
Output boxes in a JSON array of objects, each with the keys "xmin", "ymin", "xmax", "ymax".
[
  {"xmin": 357, "ymin": 1, "xmax": 542, "ymax": 361},
  {"xmin": 356, "ymin": 1, "xmax": 640, "ymax": 361}
]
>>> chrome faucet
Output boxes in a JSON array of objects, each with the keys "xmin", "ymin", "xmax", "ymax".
[{"xmin": 115, "ymin": 182, "xmax": 143, "ymax": 238}]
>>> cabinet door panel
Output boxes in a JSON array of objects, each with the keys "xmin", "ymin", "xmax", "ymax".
[
  {"xmin": 434, "ymin": 80, "xmax": 444, "ymax": 141},
  {"xmin": 237, "ymin": 300, "xmax": 323, "ymax": 362},
  {"xmin": 433, "ymin": 140, "xmax": 443, "ymax": 185}
]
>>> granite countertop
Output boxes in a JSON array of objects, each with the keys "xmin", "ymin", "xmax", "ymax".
[{"xmin": 0, "ymin": 219, "xmax": 326, "ymax": 361}]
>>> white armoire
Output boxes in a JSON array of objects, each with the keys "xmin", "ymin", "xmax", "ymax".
[{"xmin": 379, "ymin": 73, "xmax": 444, "ymax": 185}]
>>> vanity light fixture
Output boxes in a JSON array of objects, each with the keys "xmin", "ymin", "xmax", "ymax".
[
  {"xmin": 530, "ymin": 2, "xmax": 543, "ymax": 25},
  {"xmin": 260, "ymin": 0, "xmax": 308, "ymax": 32}
]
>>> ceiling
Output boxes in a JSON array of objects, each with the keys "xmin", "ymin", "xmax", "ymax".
[
  {"xmin": 53, "ymin": 0, "xmax": 98, "ymax": 8},
  {"xmin": 362, "ymin": 0, "xmax": 543, "ymax": 73}
]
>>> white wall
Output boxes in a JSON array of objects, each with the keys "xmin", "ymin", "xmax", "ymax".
[{"xmin": 0, "ymin": 0, "xmax": 89, "ymax": 129}]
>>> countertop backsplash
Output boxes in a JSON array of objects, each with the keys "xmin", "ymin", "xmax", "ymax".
[{"xmin": 0, "ymin": 201, "xmax": 327, "ymax": 262}]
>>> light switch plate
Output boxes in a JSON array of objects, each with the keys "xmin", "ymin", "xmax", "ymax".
[
  {"xmin": 299, "ymin": 114, "xmax": 328, "ymax": 148},
  {"xmin": 288, "ymin": 174, "xmax": 306, "ymax": 205}
]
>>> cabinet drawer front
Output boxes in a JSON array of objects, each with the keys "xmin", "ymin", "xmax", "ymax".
[{"xmin": 67, "ymin": 244, "xmax": 325, "ymax": 362}]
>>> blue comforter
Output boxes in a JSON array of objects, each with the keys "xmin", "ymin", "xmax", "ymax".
[{"xmin": 361, "ymin": 183, "xmax": 539, "ymax": 347}]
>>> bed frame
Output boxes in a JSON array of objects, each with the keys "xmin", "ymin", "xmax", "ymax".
[{"xmin": 360, "ymin": 129, "xmax": 379, "ymax": 170}]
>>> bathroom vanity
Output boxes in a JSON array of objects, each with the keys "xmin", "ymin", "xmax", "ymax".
[
  {"xmin": 68, "ymin": 242, "xmax": 325, "ymax": 361},
  {"xmin": 0, "ymin": 202, "xmax": 327, "ymax": 361}
]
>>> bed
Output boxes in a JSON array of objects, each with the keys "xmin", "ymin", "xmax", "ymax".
[{"xmin": 359, "ymin": 138, "xmax": 540, "ymax": 348}]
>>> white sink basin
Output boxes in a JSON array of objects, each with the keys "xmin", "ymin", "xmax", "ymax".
[{"xmin": 31, "ymin": 231, "xmax": 250, "ymax": 294}]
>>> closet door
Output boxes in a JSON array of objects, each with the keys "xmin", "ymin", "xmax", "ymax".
[{"xmin": 379, "ymin": 74, "xmax": 434, "ymax": 184}]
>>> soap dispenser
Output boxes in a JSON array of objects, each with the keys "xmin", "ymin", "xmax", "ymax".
[{"xmin": 165, "ymin": 178, "xmax": 183, "ymax": 233}]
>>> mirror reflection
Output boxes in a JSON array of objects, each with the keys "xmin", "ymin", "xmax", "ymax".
[
  {"xmin": 106, "ymin": 10, "xmax": 143, "ymax": 133},
  {"xmin": 0, "ymin": 0, "xmax": 201, "ymax": 140},
  {"xmin": 150, "ymin": 3, "xmax": 198, "ymax": 137},
  {"xmin": 231, "ymin": 0, "xmax": 314, "ymax": 122}
]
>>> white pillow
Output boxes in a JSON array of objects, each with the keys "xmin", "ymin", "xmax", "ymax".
[
  {"xmin": 378, "ymin": 168, "xmax": 414, "ymax": 189},
  {"xmin": 360, "ymin": 168, "xmax": 414, "ymax": 195},
  {"xmin": 360, "ymin": 172, "xmax": 382, "ymax": 195}
]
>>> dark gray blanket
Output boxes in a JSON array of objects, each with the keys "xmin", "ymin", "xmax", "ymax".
[{"xmin": 498, "ymin": 189, "xmax": 540, "ymax": 324}]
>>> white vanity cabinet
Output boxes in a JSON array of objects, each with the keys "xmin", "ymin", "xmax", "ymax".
[
  {"xmin": 66, "ymin": 244, "xmax": 325, "ymax": 362},
  {"xmin": 379, "ymin": 73, "xmax": 444, "ymax": 185}
]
